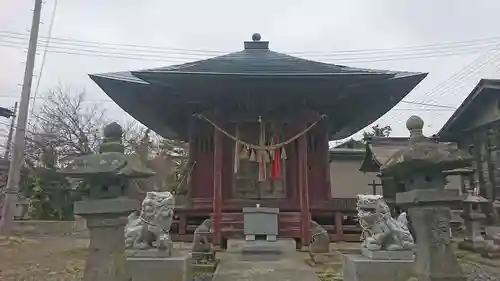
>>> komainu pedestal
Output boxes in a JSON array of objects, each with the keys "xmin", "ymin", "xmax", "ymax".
[
  {"xmin": 343, "ymin": 254, "xmax": 414, "ymax": 281},
  {"xmin": 342, "ymin": 195, "xmax": 415, "ymax": 281},
  {"xmin": 126, "ymin": 250, "xmax": 192, "ymax": 281}
]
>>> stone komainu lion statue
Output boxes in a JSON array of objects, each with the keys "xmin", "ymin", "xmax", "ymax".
[
  {"xmin": 124, "ymin": 191, "xmax": 175, "ymax": 255},
  {"xmin": 191, "ymin": 219, "xmax": 215, "ymax": 263},
  {"xmin": 310, "ymin": 220, "xmax": 330, "ymax": 253},
  {"xmin": 356, "ymin": 194, "xmax": 414, "ymax": 251}
]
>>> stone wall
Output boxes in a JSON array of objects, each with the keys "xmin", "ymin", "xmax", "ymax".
[{"xmin": 12, "ymin": 217, "xmax": 88, "ymax": 236}]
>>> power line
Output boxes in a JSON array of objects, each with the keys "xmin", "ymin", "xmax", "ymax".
[
  {"xmin": 289, "ymin": 36, "xmax": 500, "ymax": 55},
  {"xmin": 381, "ymin": 49, "xmax": 500, "ymax": 127},
  {"xmin": 0, "ymin": 39, "xmax": 493, "ymax": 64},
  {"xmin": 1, "ymin": 32, "xmax": 499, "ymax": 64},
  {"xmin": 0, "ymin": 30, "xmax": 226, "ymax": 54},
  {"xmin": 3, "ymin": 29, "xmax": 500, "ymax": 56}
]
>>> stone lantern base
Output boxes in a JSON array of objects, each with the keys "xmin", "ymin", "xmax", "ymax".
[
  {"xmin": 458, "ymin": 212, "xmax": 486, "ymax": 252},
  {"xmin": 75, "ymin": 197, "xmax": 139, "ymax": 281}
]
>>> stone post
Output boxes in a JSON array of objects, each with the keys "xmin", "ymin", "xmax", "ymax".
[
  {"xmin": 61, "ymin": 122, "xmax": 154, "ymax": 281},
  {"xmin": 381, "ymin": 116, "xmax": 473, "ymax": 281},
  {"xmin": 75, "ymin": 198, "xmax": 137, "ymax": 281},
  {"xmin": 458, "ymin": 192, "xmax": 488, "ymax": 252}
]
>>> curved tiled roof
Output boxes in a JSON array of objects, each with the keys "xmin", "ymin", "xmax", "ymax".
[{"xmin": 90, "ymin": 35, "xmax": 427, "ymax": 140}]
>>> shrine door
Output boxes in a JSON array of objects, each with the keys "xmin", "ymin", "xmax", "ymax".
[{"xmin": 232, "ymin": 123, "xmax": 286, "ymax": 199}]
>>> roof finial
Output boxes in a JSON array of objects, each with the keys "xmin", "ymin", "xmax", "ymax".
[
  {"xmin": 252, "ymin": 33, "xmax": 261, "ymax": 42},
  {"xmin": 406, "ymin": 115, "xmax": 424, "ymax": 139}
]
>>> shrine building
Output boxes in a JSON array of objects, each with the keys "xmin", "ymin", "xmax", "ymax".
[{"xmin": 90, "ymin": 34, "xmax": 427, "ymax": 247}]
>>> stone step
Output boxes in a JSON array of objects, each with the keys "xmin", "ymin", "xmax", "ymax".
[{"xmin": 227, "ymin": 238, "xmax": 296, "ymax": 255}]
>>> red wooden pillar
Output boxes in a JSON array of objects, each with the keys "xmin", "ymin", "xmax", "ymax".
[
  {"xmin": 324, "ymin": 124, "xmax": 331, "ymax": 198},
  {"xmin": 212, "ymin": 126, "xmax": 223, "ymax": 246},
  {"xmin": 298, "ymin": 122, "xmax": 311, "ymax": 246}
]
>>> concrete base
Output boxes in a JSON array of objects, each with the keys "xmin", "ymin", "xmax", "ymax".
[
  {"xmin": 458, "ymin": 239, "xmax": 486, "ymax": 252},
  {"xmin": 361, "ymin": 248, "xmax": 414, "ymax": 260},
  {"xmin": 127, "ymin": 251, "xmax": 191, "ymax": 281},
  {"xmin": 343, "ymin": 254, "xmax": 414, "ymax": 281},
  {"xmin": 485, "ymin": 226, "xmax": 500, "ymax": 239}
]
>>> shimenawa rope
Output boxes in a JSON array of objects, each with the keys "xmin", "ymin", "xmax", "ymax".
[{"xmin": 193, "ymin": 113, "xmax": 327, "ymax": 150}]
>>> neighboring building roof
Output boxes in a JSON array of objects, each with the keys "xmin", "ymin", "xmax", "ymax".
[
  {"xmin": 0, "ymin": 107, "xmax": 14, "ymax": 118},
  {"xmin": 333, "ymin": 139, "xmax": 364, "ymax": 149},
  {"xmin": 329, "ymin": 148, "xmax": 365, "ymax": 162},
  {"xmin": 90, "ymin": 34, "xmax": 427, "ymax": 140},
  {"xmin": 438, "ymin": 79, "xmax": 500, "ymax": 140},
  {"xmin": 359, "ymin": 137, "xmax": 409, "ymax": 173},
  {"xmin": 0, "ymin": 158, "xmax": 10, "ymax": 171}
]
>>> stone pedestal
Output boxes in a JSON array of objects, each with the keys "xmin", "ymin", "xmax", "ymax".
[
  {"xmin": 396, "ymin": 189, "xmax": 466, "ymax": 281},
  {"xmin": 75, "ymin": 197, "xmax": 138, "ymax": 281},
  {"xmin": 408, "ymin": 206, "xmax": 465, "ymax": 281},
  {"xmin": 127, "ymin": 250, "xmax": 191, "ymax": 281},
  {"xmin": 360, "ymin": 248, "xmax": 413, "ymax": 260},
  {"xmin": 459, "ymin": 212, "xmax": 486, "ymax": 251},
  {"xmin": 485, "ymin": 225, "xmax": 500, "ymax": 240},
  {"xmin": 343, "ymin": 254, "xmax": 414, "ymax": 281},
  {"xmin": 243, "ymin": 207, "xmax": 278, "ymax": 241}
]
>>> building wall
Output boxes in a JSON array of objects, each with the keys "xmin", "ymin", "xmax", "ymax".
[
  {"xmin": 329, "ymin": 155, "xmax": 462, "ymax": 198},
  {"xmin": 329, "ymin": 157, "xmax": 381, "ymax": 198},
  {"xmin": 446, "ymin": 174, "xmax": 462, "ymax": 193}
]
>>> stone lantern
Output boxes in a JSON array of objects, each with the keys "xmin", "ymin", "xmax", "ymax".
[
  {"xmin": 60, "ymin": 122, "xmax": 155, "ymax": 281},
  {"xmin": 381, "ymin": 116, "xmax": 473, "ymax": 281},
  {"xmin": 458, "ymin": 192, "xmax": 488, "ymax": 251}
]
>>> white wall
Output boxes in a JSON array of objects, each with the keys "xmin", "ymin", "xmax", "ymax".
[{"xmin": 329, "ymin": 157, "xmax": 380, "ymax": 198}]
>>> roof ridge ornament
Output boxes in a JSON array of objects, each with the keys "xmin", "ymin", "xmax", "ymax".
[{"xmin": 244, "ymin": 33, "xmax": 269, "ymax": 50}]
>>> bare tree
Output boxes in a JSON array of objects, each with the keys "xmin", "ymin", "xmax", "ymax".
[
  {"xmin": 25, "ymin": 86, "xmax": 108, "ymax": 168},
  {"xmin": 363, "ymin": 124, "xmax": 392, "ymax": 139}
]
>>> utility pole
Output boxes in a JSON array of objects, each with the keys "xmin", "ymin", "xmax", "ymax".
[
  {"xmin": 0, "ymin": 0, "xmax": 43, "ymax": 235},
  {"xmin": 4, "ymin": 102, "xmax": 18, "ymax": 160}
]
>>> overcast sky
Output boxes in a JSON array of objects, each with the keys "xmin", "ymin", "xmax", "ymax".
[{"xmin": 1, "ymin": 0, "xmax": 500, "ymax": 144}]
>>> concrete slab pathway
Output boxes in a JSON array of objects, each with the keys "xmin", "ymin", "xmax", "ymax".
[{"xmin": 213, "ymin": 253, "xmax": 319, "ymax": 281}]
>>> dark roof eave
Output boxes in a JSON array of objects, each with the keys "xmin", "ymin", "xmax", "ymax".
[
  {"xmin": 330, "ymin": 72, "xmax": 428, "ymax": 140},
  {"xmin": 90, "ymin": 68, "xmax": 427, "ymax": 142},
  {"xmin": 134, "ymin": 70, "xmax": 394, "ymax": 77}
]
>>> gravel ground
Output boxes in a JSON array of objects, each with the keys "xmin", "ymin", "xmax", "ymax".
[
  {"xmin": 463, "ymin": 263, "xmax": 500, "ymax": 281},
  {"xmin": 0, "ymin": 236, "xmax": 88, "ymax": 281},
  {"xmin": 2, "ymin": 235, "xmax": 500, "ymax": 281}
]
